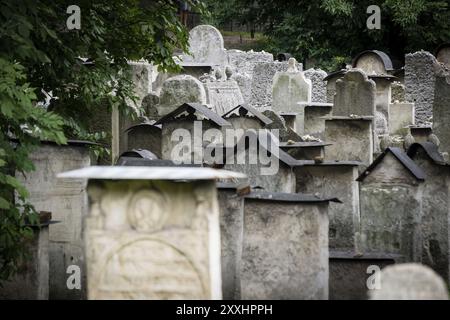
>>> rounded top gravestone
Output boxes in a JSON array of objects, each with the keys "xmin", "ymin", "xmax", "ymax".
[
  {"xmin": 184, "ymin": 25, "xmax": 227, "ymax": 66},
  {"xmin": 370, "ymin": 263, "xmax": 449, "ymax": 300},
  {"xmin": 157, "ymin": 75, "xmax": 207, "ymax": 116}
]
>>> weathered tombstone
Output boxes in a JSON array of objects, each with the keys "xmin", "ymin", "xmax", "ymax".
[
  {"xmin": 295, "ymin": 161, "xmax": 361, "ymax": 250},
  {"xmin": 431, "ymin": 68, "xmax": 450, "ymax": 154},
  {"xmin": 227, "ymin": 49, "xmax": 273, "ymax": 78},
  {"xmin": 202, "ymin": 74, "xmax": 245, "ymax": 115},
  {"xmin": 391, "ymin": 81, "xmax": 406, "ymax": 103},
  {"xmin": 181, "ymin": 25, "xmax": 227, "ymax": 66},
  {"xmin": 141, "ymin": 92, "xmax": 160, "ymax": 121},
  {"xmin": 240, "ymin": 191, "xmax": 336, "ymax": 299},
  {"xmin": 262, "ymin": 110, "xmax": 303, "ymax": 142},
  {"xmin": 389, "ymin": 102, "xmax": 415, "ymax": 135},
  {"xmin": 370, "ymin": 263, "xmax": 449, "ymax": 300},
  {"xmin": 124, "ymin": 123, "xmax": 162, "ymax": 158},
  {"xmin": 0, "ymin": 216, "xmax": 51, "ymax": 300},
  {"xmin": 156, "ymin": 103, "xmax": 231, "ymax": 162},
  {"xmin": 223, "ymin": 131, "xmax": 300, "ymax": 193},
  {"xmin": 357, "ymin": 148, "xmax": 425, "ymax": 261},
  {"xmin": 301, "ymin": 102, "xmax": 333, "ymax": 140},
  {"xmin": 329, "ymin": 252, "xmax": 397, "ymax": 300},
  {"xmin": 272, "ymin": 58, "xmax": 312, "ymax": 134},
  {"xmin": 324, "ymin": 117, "xmax": 374, "ymax": 165},
  {"xmin": 324, "ymin": 70, "xmax": 346, "ymax": 103},
  {"xmin": 435, "ymin": 43, "xmax": 450, "ymax": 69},
  {"xmin": 250, "ymin": 60, "xmax": 302, "ymax": 109},
  {"xmin": 230, "ymin": 72, "xmax": 252, "ymax": 105},
  {"xmin": 58, "ymin": 166, "xmax": 246, "ymax": 299},
  {"xmin": 405, "ymin": 51, "xmax": 439, "ymax": 124},
  {"xmin": 15, "ymin": 141, "xmax": 91, "ymax": 299},
  {"xmin": 333, "ymin": 69, "xmax": 376, "ymax": 117},
  {"xmin": 407, "ymin": 142, "xmax": 450, "ymax": 282},
  {"xmin": 128, "ymin": 60, "xmax": 153, "ymax": 108},
  {"xmin": 304, "ymin": 68, "xmax": 328, "ymax": 103},
  {"xmin": 353, "ymin": 50, "xmax": 393, "ymax": 76},
  {"xmin": 157, "ymin": 75, "xmax": 207, "ymax": 116},
  {"xmin": 216, "ymin": 182, "xmax": 246, "ymax": 300}
]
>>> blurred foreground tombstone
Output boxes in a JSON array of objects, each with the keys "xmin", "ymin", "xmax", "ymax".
[
  {"xmin": 369, "ymin": 263, "xmax": 449, "ymax": 300},
  {"xmin": 58, "ymin": 166, "xmax": 245, "ymax": 300}
]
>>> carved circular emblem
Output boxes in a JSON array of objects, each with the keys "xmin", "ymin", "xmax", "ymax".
[{"xmin": 127, "ymin": 189, "xmax": 167, "ymax": 232}]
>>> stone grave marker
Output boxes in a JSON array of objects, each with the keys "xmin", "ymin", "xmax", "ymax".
[{"xmin": 58, "ymin": 166, "xmax": 246, "ymax": 299}]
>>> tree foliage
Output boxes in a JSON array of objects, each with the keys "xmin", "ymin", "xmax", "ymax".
[
  {"xmin": 0, "ymin": 0, "xmax": 203, "ymax": 282},
  {"xmin": 204, "ymin": 0, "xmax": 450, "ymax": 70}
]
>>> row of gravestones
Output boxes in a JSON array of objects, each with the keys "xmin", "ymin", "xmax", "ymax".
[{"xmin": 3, "ymin": 24, "xmax": 450, "ymax": 300}]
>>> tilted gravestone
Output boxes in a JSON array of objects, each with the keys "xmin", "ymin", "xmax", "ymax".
[
  {"xmin": 405, "ymin": 51, "xmax": 439, "ymax": 124},
  {"xmin": 58, "ymin": 166, "xmax": 245, "ymax": 299},
  {"xmin": 157, "ymin": 75, "xmax": 207, "ymax": 116},
  {"xmin": 333, "ymin": 69, "xmax": 376, "ymax": 117},
  {"xmin": 370, "ymin": 263, "xmax": 449, "ymax": 300}
]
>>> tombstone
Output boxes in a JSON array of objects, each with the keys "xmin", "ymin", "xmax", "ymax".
[
  {"xmin": 141, "ymin": 92, "xmax": 160, "ymax": 121},
  {"xmin": 202, "ymin": 73, "xmax": 245, "ymax": 115},
  {"xmin": 432, "ymin": 68, "xmax": 450, "ymax": 154},
  {"xmin": 370, "ymin": 263, "xmax": 449, "ymax": 300},
  {"xmin": 15, "ymin": 141, "xmax": 91, "ymax": 299},
  {"xmin": 357, "ymin": 148, "xmax": 425, "ymax": 261},
  {"xmin": 295, "ymin": 161, "xmax": 361, "ymax": 250},
  {"xmin": 157, "ymin": 75, "xmax": 207, "ymax": 116},
  {"xmin": 156, "ymin": 103, "xmax": 231, "ymax": 163},
  {"xmin": 352, "ymin": 50, "xmax": 394, "ymax": 76},
  {"xmin": 304, "ymin": 68, "xmax": 328, "ymax": 103},
  {"xmin": 230, "ymin": 72, "xmax": 252, "ymax": 105},
  {"xmin": 324, "ymin": 117, "xmax": 374, "ymax": 165},
  {"xmin": 333, "ymin": 69, "xmax": 376, "ymax": 117},
  {"xmin": 240, "ymin": 191, "xmax": 337, "ymax": 299},
  {"xmin": 181, "ymin": 25, "xmax": 227, "ymax": 66},
  {"xmin": 227, "ymin": 49, "xmax": 273, "ymax": 78},
  {"xmin": 262, "ymin": 110, "xmax": 303, "ymax": 143},
  {"xmin": 272, "ymin": 58, "xmax": 312, "ymax": 134},
  {"xmin": 123, "ymin": 123, "xmax": 162, "ymax": 158},
  {"xmin": 405, "ymin": 51, "xmax": 439, "ymax": 124},
  {"xmin": 435, "ymin": 43, "xmax": 450, "ymax": 69},
  {"xmin": 329, "ymin": 251, "xmax": 397, "ymax": 300},
  {"xmin": 391, "ymin": 81, "xmax": 406, "ymax": 103},
  {"xmin": 250, "ymin": 60, "xmax": 302, "ymax": 109},
  {"xmin": 58, "ymin": 166, "xmax": 246, "ymax": 299},
  {"xmin": 389, "ymin": 102, "xmax": 415, "ymax": 135},
  {"xmin": 128, "ymin": 60, "xmax": 153, "ymax": 108},
  {"xmin": 301, "ymin": 102, "xmax": 333, "ymax": 140},
  {"xmin": 216, "ymin": 182, "xmax": 246, "ymax": 300},
  {"xmin": 223, "ymin": 131, "xmax": 301, "ymax": 193},
  {"xmin": 324, "ymin": 70, "xmax": 346, "ymax": 103},
  {"xmin": 0, "ymin": 214, "xmax": 51, "ymax": 300},
  {"xmin": 407, "ymin": 142, "xmax": 450, "ymax": 282}
]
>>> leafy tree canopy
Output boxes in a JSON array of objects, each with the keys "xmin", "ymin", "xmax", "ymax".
[
  {"xmin": 204, "ymin": 0, "xmax": 450, "ymax": 70},
  {"xmin": 0, "ymin": 0, "xmax": 203, "ymax": 281}
]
